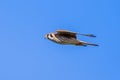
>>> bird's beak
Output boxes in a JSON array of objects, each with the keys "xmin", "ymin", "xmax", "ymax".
[{"xmin": 44, "ymin": 34, "xmax": 47, "ymax": 39}]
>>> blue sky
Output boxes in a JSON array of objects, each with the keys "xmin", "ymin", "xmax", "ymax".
[{"xmin": 0, "ymin": 0, "xmax": 120, "ymax": 80}]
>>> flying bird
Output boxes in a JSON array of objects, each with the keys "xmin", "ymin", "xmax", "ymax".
[{"xmin": 45, "ymin": 30, "xmax": 98, "ymax": 46}]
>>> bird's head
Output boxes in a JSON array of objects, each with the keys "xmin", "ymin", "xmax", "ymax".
[{"xmin": 45, "ymin": 33, "xmax": 54, "ymax": 40}]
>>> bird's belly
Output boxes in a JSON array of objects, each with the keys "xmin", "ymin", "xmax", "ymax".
[
  {"xmin": 65, "ymin": 40, "xmax": 78, "ymax": 44},
  {"xmin": 61, "ymin": 39, "xmax": 79, "ymax": 44},
  {"xmin": 56, "ymin": 36, "xmax": 79, "ymax": 44}
]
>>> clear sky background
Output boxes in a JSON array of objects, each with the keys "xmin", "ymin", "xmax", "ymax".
[{"xmin": 0, "ymin": 0, "xmax": 120, "ymax": 80}]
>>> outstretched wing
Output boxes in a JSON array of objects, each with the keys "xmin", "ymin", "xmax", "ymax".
[
  {"xmin": 57, "ymin": 30, "xmax": 96, "ymax": 38},
  {"xmin": 56, "ymin": 30, "xmax": 78, "ymax": 39}
]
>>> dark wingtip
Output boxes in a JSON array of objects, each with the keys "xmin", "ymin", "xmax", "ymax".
[
  {"xmin": 79, "ymin": 34, "xmax": 96, "ymax": 37},
  {"xmin": 94, "ymin": 44, "xmax": 99, "ymax": 46},
  {"xmin": 86, "ymin": 43, "xmax": 99, "ymax": 46},
  {"xmin": 90, "ymin": 44, "xmax": 99, "ymax": 46},
  {"xmin": 85, "ymin": 34, "xmax": 96, "ymax": 37}
]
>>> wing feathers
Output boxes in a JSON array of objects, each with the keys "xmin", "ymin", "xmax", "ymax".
[{"xmin": 56, "ymin": 30, "xmax": 77, "ymax": 39}]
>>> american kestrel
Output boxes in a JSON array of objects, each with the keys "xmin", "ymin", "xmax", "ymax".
[{"xmin": 45, "ymin": 30, "xmax": 98, "ymax": 46}]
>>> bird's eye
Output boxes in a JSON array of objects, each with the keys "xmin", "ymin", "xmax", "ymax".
[{"xmin": 50, "ymin": 34, "xmax": 53, "ymax": 37}]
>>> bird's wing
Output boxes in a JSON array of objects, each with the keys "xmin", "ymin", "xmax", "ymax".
[
  {"xmin": 56, "ymin": 30, "xmax": 96, "ymax": 38},
  {"xmin": 56, "ymin": 30, "xmax": 78, "ymax": 39}
]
